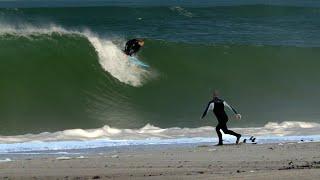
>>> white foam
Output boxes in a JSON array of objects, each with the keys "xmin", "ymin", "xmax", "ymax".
[
  {"xmin": 84, "ymin": 30, "xmax": 149, "ymax": 87},
  {"xmin": 1, "ymin": 121, "xmax": 320, "ymax": 143},
  {"xmin": 0, "ymin": 121, "xmax": 320, "ymax": 153},
  {"xmin": 234, "ymin": 121, "xmax": 320, "ymax": 136},
  {"xmin": 0, "ymin": 158, "xmax": 12, "ymax": 163},
  {"xmin": 0, "ymin": 135, "xmax": 319, "ymax": 154},
  {"xmin": 76, "ymin": 156, "xmax": 87, "ymax": 159},
  {"xmin": 56, "ymin": 156, "xmax": 72, "ymax": 160},
  {"xmin": 0, "ymin": 23, "xmax": 149, "ymax": 87},
  {"xmin": 170, "ymin": 6, "xmax": 194, "ymax": 17}
]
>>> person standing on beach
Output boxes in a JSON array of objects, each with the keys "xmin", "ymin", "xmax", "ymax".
[{"xmin": 201, "ymin": 90, "xmax": 242, "ymax": 145}]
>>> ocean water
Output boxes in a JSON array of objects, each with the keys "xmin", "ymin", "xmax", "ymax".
[{"xmin": 0, "ymin": 0, "xmax": 320, "ymax": 151}]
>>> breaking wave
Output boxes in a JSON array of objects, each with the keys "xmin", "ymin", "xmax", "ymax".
[{"xmin": 0, "ymin": 23, "xmax": 150, "ymax": 87}]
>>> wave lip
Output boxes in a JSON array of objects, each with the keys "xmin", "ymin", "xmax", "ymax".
[{"xmin": 0, "ymin": 23, "xmax": 150, "ymax": 87}]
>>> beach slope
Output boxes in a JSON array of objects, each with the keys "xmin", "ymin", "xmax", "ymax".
[{"xmin": 0, "ymin": 142, "xmax": 320, "ymax": 179}]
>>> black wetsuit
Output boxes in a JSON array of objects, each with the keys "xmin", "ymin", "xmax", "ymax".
[
  {"xmin": 201, "ymin": 97, "xmax": 241, "ymax": 145},
  {"xmin": 124, "ymin": 39, "xmax": 142, "ymax": 56}
]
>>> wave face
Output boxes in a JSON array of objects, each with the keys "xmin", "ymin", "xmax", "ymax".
[
  {"xmin": 1, "ymin": 3, "xmax": 320, "ymax": 136},
  {"xmin": 0, "ymin": 24, "xmax": 149, "ymax": 86},
  {"xmin": 0, "ymin": 24, "xmax": 153, "ymax": 135},
  {"xmin": 1, "ymin": 25, "xmax": 320, "ymax": 135},
  {"xmin": 1, "ymin": 29, "xmax": 320, "ymax": 135}
]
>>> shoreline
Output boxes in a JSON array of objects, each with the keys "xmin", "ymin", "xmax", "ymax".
[
  {"xmin": 0, "ymin": 141, "xmax": 319, "ymax": 179},
  {"xmin": 0, "ymin": 134, "xmax": 319, "ymax": 154},
  {"xmin": 1, "ymin": 121, "xmax": 320, "ymax": 153}
]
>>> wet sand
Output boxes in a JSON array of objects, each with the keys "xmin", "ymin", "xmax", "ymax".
[{"xmin": 0, "ymin": 142, "xmax": 319, "ymax": 179}]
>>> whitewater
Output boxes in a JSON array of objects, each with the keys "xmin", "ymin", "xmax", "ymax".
[{"xmin": 0, "ymin": 121, "xmax": 320, "ymax": 153}]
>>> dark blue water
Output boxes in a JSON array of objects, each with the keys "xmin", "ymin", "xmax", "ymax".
[
  {"xmin": 1, "ymin": 1, "xmax": 320, "ymax": 47},
  {"xmin": 1, "ymin": 0, "xmax": 320, "ymax": 8}
]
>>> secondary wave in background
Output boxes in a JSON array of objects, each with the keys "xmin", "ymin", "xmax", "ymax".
[
  {"xmin": 1, "ymin": 5, "xmax": 320, "ymax": 47},
  {"xmin": 1, "ymin": 0, "xmax": 320, "ymax": 8}
]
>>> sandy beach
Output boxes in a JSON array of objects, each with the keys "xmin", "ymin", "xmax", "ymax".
[{"xmin": 0, "ymin": 142, "xmax": 319, "ymax": 179}]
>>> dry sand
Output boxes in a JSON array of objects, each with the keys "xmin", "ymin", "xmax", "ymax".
[{"xmin": 0, "ymin": 142, "xmax": 319, "ymax": 179}]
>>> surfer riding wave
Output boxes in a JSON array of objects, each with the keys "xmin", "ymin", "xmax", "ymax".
[{"xmin": 123, "ymin": 39, "xmax": 145, "ymax": 56}]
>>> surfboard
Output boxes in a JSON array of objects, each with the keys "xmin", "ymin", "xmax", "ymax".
[
  {"xmin": 243, "ymin": 136, "xmax": 257, "ymax": 144},
  {"xmin": 128, "ymin": 56, "xmax": 149, "ymax": 68}
]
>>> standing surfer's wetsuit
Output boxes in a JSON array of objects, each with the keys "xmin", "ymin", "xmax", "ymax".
[
  {"xmin": 201, "ymin": 97, "xmax": 241, "ymax": 145},
  {"xmin": 124, "ymin": 39, "xmax": 142, "ymax": 56}
]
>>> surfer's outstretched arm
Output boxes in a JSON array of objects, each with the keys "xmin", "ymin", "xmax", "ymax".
[
  {"xmin": 223, "ymin": 101, "xmax": 239, "ymax": 113},
  {"xmin": 223, "ymin": 101, "xmax": 241, "ymax": 119},
  {"xmin": 201, "ymin": 101, "xmax": 214, "ymax": 119}
]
